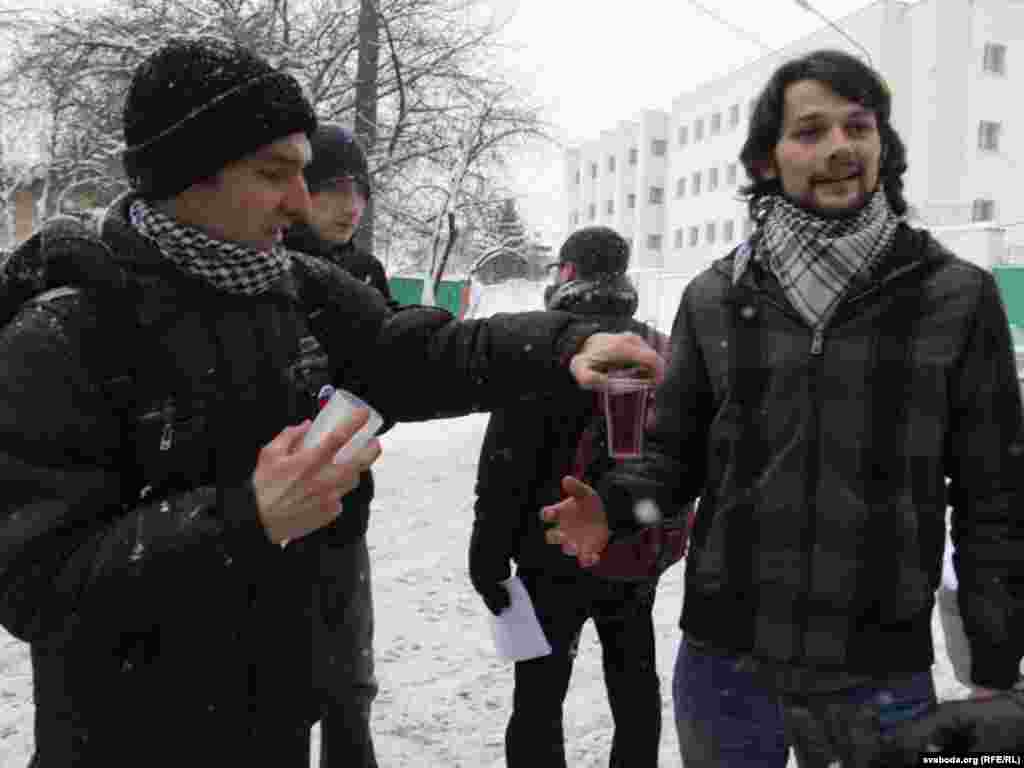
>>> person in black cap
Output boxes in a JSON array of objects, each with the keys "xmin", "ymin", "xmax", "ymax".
[
  {"xmin": 284, "ymin": 124, "xmax": 387, "ymax": 768},
  {"xmin": 470, "ymin": 225, "xmax": 673, "ymax": 768},
  {"xmin": 287, "ymin": 124, "xmax": 391, "ymax": 298},
  {"xmin": 0, "ymin": 37, "xmax": 664, "ymax": 766}
]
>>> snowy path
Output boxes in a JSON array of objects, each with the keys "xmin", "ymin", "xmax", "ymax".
[{"xmin": 0, "ymin": 413, "xmax": 972, "ymax": 767}]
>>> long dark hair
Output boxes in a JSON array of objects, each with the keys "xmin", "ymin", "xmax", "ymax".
[{"xmin": 739, "ymin": 49, "xmax": 909, "ymax": 221}]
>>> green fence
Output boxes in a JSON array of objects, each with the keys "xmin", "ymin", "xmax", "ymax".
[
  {"xmin": 993, "ymin": 266, "xmax": 1024, "ymax": 328},
  {"xmin": 388, "ymin": 276, "xmax": 467, "ymax": 316}
]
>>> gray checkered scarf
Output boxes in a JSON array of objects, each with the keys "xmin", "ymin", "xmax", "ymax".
[
  {"xmin": 735, "ymin": 188, "xmax": 900, "ymax": 329},
  {"xmin": 129, "ymin": 198, "xmax": 291, "ymax": 296}
]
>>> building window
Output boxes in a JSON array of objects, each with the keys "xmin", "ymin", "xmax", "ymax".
[
  {"xmin": 574, "ymin": 169, "xmax": 580, "ymax": 184},
  {"xmin": 590, "ymin": 162, "xmax": 598, "ymax": 179},
  {"xmin": 983, "ymin": 43, "xmax": 1007, "ymax": 75},
  {"xmin": 688, "ymin": 226, "xmax": 699, "ymax": 246},
  {"xmin": 570, "ymin": 211, "xmax": 579, "ymax": 227},
  {"xmin": 978, "ymin": 121, "xmax": 1001, "ymax": 151},
  {"xmin": 727, "ymin": 162, "xmax": 738, "ymax": 186},
  {"xmin": 708, "ymin": 167, "xmax": 719, "ymax": 192},
  {"xmin": 674, "ymin": 228, "xmax": 684, "ymax": 249},
  {"xmin": 647, "ymin": 234, "xmax": 663, "ymax": 251},
  {"xmin": 694, "ymin": 118, "xmax": 704, "ymax": 142},
  {"xmin": 711, "ymin": 112, "xmax": 722, "ymax": 135},
  {"xmin": 706, "ymin": 221, "xmax": 717, "ymax": 244},
  {"xmin": 729, "ymin": 104, "xmax": 740, "ymax": 129},
  {"xmin": 608, "ymin": 155, "xmax": 616, "ymax": 173},
  {"xmin": 972, "ymin": 199, "xmax": 996, "ymax": 222},
  {"xmin": 627, "ymin": 193, "xmax": 636, "ymax": 209},
  {"xmin": 588, "ymin": 203, "xmax": 596, "ymax": 220},
  {"xmin": 649, "ymin": 186, "xmax": 665, "ymax": 205},
  {"xmin": 606, "ymin": 199, "xmax": 614, "ymax": 215},
  {"xmin": 692, "ymin": 171, "xmax": 702, "ymax": 196},
  {"xmin": 676, "ymin": 177, "xmax": 687, "ymax": 198},
  {"xmin": 678, "ymin": 125, "xmax": 689, "ymax": 146},
  {"xmin": 629, "ymin": 147, "xmax": 638, "ymax": 165},
  {"xmin": 651, "ymin": 139, "xmax": 667, "ymax": 157},
  {"xmin": 723, "ymin": 219, "xmax": 735, "ymax": 242}
]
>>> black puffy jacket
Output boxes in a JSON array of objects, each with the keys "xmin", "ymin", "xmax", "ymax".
[{"xmin": 0, "ymin": 195, "xmax": 592, "ymax": 765}]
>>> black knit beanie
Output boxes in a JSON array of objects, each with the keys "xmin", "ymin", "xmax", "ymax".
[
  {"xmin": 122, "ymin": 37, "xmax": 317, "ymax": 201},
  {"xmin": 558, "ymin": 226, "xmax": 630, "ymax": 278},
  {"xmin": 304, "ymin": 124, "xmax": 371, "ymax": 199}
]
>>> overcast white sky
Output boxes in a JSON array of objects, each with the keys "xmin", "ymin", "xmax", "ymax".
[
  {"xmin": 4, "ymin": 0, "xmax": 878, "ymax": 241},
  {"xmin": 492, "ymin": 0, "xmax": 878, "ymax": 241}
]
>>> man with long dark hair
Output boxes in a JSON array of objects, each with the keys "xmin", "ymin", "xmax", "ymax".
[{"xmin": 541, "ymin": 49, "xmax": 1024, "ymax": 767}]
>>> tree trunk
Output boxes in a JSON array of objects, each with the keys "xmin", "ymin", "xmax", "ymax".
[
  {"xmin": 353, "ymin": 0, "xmax": 379, "ymax": 257},
  {"xmin": 434, "ymin": 211, "xmax": 457, "ymax": 296}
]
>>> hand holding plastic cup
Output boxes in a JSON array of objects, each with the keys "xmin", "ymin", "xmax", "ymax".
[
  {"xmin": 302, "ymin": 388, "xmax": 384, "ymax": 463},
  {"xmin": 603, "ymin": 370, "xmax": 652, "ymax": 459}
]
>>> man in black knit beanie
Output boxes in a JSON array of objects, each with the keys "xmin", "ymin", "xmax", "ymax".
[{"xmin": 0, "ymin": 35, "xmax": 663, "ymax": 766}]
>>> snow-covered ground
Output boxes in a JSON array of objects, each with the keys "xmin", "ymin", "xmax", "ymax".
[{"xmin": 0, "ymin": 278, "xmax": 980, "ymax": 767}]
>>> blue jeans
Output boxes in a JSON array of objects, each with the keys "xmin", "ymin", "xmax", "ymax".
[{"xmin": 673, "ymin": 638, "xmax": 936, "ymax": 768}]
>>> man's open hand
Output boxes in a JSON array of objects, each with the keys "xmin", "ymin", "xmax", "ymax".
[{"xmin": 540, "ymin": 476, "xmax": 610, "ymax": 568}]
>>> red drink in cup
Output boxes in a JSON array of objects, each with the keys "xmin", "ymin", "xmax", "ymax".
[{"xmin": 603, "ymin": 370, "xmax": 652, "ymax": 459}]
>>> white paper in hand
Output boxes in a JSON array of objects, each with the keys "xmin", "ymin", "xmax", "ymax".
[
  {"xmin": 488, "ymin": 575, "xmax": 552, "ymax": 662},
  {"xmin": 302, "ymin": 388, "xmax": 383, "ymax": 463}
]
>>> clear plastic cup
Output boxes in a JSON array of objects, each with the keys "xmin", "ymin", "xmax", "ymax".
[
  {"xmin": 302, "ymin": 388, "xmax": 383, "ymax": 463},
  {"xmin": 603, "ymin": 370, "xmax": 652, "ymax": 459}
]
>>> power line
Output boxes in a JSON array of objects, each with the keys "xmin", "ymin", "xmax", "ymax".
[
  {"xmin": 793, "ymin": 0, "xmax": 873, "ymax": 66},
  {"xmin": 682, "ymin": 0, "xmax": 775, "ymax": 53}
]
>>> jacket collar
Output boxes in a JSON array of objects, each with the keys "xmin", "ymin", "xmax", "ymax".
[
  {"xmin": 100, "ymin": 192, "xmax": 302, "ymax": 312},
  {"xmin": 544, "ymin": 273, "xmax": 639, "ymax": 318},
  {"xmin": 283, "ymin": 222, "xmax": 352, "ymax": 266}
]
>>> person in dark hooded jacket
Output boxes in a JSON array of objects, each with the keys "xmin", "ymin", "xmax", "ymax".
[
  {"xmin": 470, "ymin": 226, "xmax": 670, "ymax": 768},
  {"xmin": 0, "ymin": 38, "xmax": 664, "ymax": 768},
  {"xmin": 283, "ymin": 124, "xmax": 386, "ymax": 768}
]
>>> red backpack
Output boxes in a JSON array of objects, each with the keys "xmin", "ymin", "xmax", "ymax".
[{"xmin": 569, "ymin": 327, "xmax": 695, "ymax": 582}]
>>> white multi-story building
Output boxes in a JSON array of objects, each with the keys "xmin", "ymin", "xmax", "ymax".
[{"xmin": 564, "ymin": 0, "xmax": 1024, "ymax": 284}]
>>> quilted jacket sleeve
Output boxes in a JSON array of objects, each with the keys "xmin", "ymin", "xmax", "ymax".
[{"xmin": 300, "ymin": 258, "xmax": 599, "ymax": 424}]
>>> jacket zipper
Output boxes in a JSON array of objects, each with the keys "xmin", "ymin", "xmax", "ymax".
[{"xmin": 159, "ymin": 398, "xmax": 175, "ymax": 451}]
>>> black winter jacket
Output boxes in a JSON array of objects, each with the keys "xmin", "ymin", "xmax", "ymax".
[
  {"xmin": 0, "ymin": 195, "xmax": 594, "ymax": 765},
  {"xmin": 598, "ymin": 225, "xmax": 1024, "ymax": 689},
  {"xmin": 283, "ymin": 224, "xmax": 392, "ymax": 542},
  {"xmin": 473, "ymin": 275, "xmax": 665, "ymax": 583}
]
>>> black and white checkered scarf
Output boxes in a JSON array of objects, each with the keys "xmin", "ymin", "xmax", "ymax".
[
  {"xmin": 734, "ymin": 188, "xmax": 900, "ymax": 329},
  {"xmin": 129, "ymin": 198, "xmax": 291, "ymax": 296}
]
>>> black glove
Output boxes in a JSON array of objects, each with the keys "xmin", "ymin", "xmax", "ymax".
[
  {"xmin": 872, "ymin": 691, "xmax": 1024, "ymax": 767},
  {"xmin": 468, "ymin": 523, "xmax": 512, "ymax": 616}
]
